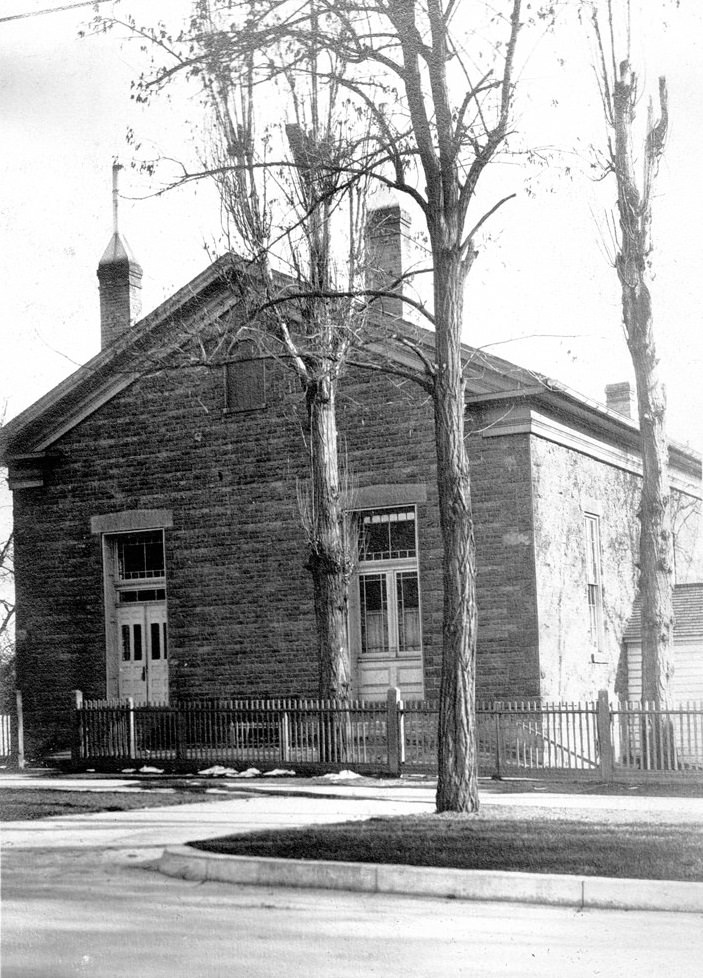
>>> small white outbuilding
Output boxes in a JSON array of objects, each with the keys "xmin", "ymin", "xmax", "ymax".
[{"xmin": 623, "ymin": 583, "xmax": 703, "ymax": 703}]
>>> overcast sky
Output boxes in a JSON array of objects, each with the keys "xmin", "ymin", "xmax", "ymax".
[{"xmin": 1, "ymin": 0, "xmax": 702, "ymax": 473}]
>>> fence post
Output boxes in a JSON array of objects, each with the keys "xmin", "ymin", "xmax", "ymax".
[
  {"xmin": 597, "ymin": 690, "xmax": 614, "ymax": 783},
  {"xmin": 494, "ymin": 709, "xmax": 503, "ymax": 779},
  {"xmin": 279, "ymin": 709, "xmax": 290, "ymax": 763},
  {"xmin": 13, "ymin": 690, "xmax": 25, "ymax": 771},
  {"xmin": 387, "ymin": 687, "xmax": 401, "ymax": 776},
  {"xmin": 175, "ymin": 703, "xmax": 187, "ymax": 765},
  {"xmin": 127, "ymin": 697, "xmax": 136, "ymax": 762},
  {"xmin": 71, "ymin": 690, "xmax": 83, "ymax": 767}
]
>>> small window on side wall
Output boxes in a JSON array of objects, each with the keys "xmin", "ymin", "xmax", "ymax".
[
  {"xmin": 224, "ymin": 358, "xmax": 266, "ymax": 412},
  {"xmin": 584, "ymin": 513, "xmax": 604, "ymax": 650}
]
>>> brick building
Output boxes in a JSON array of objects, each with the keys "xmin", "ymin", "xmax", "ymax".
[{"xmin": 1, "ymin": 207, "xmax": 701, "ymax": 753}]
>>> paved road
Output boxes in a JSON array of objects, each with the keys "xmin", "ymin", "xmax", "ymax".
[
  {"xmin": 2, "ymin": 777, "xmax": 703, "ymax": 977},
  {"xmin": 3, "ymin": 848, "xmax": 703, "ymax": 978}
]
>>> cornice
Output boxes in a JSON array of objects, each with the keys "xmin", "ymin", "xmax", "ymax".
[{"xmin": 479, "ymin": 405, "xmax": 701, "ymax": 499}]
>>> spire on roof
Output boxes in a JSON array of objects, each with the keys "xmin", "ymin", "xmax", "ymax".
[{"xmin": 97, "ymin": 161, "xmax": 143, "ymax": 348}]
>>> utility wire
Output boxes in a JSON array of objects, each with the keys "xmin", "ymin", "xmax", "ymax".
[{"xmin": 0, "ymin": 1, "xmax": 116, "ymax": 25}]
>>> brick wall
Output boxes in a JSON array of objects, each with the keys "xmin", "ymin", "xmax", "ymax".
[
  {"xmin": 12, "ymin": 355, "xmax": 451, "ymax": 751},
  {"xmin": 12, "ymin": 333, "xmax": 701, "ymax": 754},
  {"xmin": 467, "ymin": 413, "xmax": 541, "ymax": 700}
]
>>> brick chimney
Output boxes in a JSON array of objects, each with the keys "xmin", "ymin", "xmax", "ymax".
[
  {"xmin": 605, "ymin": 382, "xmax": 636, "ymax": 419},
  {"xmin": 365, "ymin": 203, "xmax": 411, "ymax": 321},
  {"xmin": 97, "ymin": 164, "xmax": 142, "ymax": 349}
]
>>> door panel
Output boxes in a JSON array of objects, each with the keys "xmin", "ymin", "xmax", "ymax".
[
  {"xmin": 117, "ymin": 605, "xmax": 147, "ymax": 703},
  {"xmin": 146, "ymin": 604, "xmax": 169, "ymax": 703},
  {"xmin": 354, "ymin": 655, "xmax": 424, "ymax": 701},
  {"xmin": 117, "ymin": 602, "xmax": 168, "ymax": 704}
]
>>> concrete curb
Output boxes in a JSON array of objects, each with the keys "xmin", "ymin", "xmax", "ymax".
[{"xmin": 157, "ymin": 846, "xmax": 703, "ymax": 914}]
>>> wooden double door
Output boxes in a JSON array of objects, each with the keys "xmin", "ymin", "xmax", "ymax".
[{"xmin": 117, "ymin": 602, "xmax": 169, "ymax": 704}]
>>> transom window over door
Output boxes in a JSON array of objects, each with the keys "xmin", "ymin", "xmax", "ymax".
[
  {"xmin": 360, "ymin": 508, "xmax": 417, "ymax": 561},
  {"xmin": 117, "ymin": 531, "xmax": 164, "ymax": 581},
  {"xmin": 350, "ymin": 506, "xmax": 424, "ymax": 700}
]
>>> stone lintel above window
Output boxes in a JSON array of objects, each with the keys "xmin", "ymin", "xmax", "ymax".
[
  {"xmin": 90, "ymin": 509, "xmax": 174, "ymax": 535},
  {"xmin": 343, "ymin": 483, "xmax": 427, "ymax": 511}
]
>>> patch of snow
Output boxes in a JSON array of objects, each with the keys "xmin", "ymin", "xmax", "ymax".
[
  {"xmin": 197, "ymin": 765, "xmax": 239, "ymax": 777},
  {"xmin": 205, "ymin": 787, "xmax": 231, "ymax": 794},
  {"xmin": 319, "ymin": 770, "xmax": 363, "ymax": 781},
  {"xmin": 121, "ymin": 768, "xmax": 136, "ymax": 774},
  {"xmin": 233, "ymin": 767, "xmax": 261, "ymax": 778},
  {"xmin": 138, "ymin": 766, "xmax": 164, "ymax": 774},
  {"xmin": 262, "ymin": 769, "xmax": 296, "ymax": 777},
  {"xmin": 124, "ymin": 787, "xmax": 175, "ymax": 794}
]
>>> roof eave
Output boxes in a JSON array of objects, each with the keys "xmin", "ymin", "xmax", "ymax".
[{"xmin": 0, "ymin": 254, "xmax": 241, "ymax": 464}]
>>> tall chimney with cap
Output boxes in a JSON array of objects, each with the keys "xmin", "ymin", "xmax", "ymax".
[
  {"xmin": 605, "ymin": 382, "xmax": 636, "ymax": 419},
  {"xmin": 365, "ymin": 203, "xmax": 411, "ymax": 321},
  {"xmin": 97, "ymin": 163, "xmax": 142, "ymax": 349}
]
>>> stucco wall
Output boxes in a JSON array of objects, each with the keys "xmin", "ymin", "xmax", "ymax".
[{"xmin": 530, "ymin": 435, "xmax": 701, "ymax": 702}]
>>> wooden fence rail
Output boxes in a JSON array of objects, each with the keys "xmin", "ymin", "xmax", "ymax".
[{"xmin": 70, "ymin": 689, "xmax": 703, "ymax": 781}]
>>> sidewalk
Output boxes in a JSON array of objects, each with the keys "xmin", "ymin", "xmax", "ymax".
[
  {"xmin": 3, "ymin": 772, "xmax": 703, "ymax": 913},
  {"xmin": 0, "ymin": 776, "xmax": 435, "ymax": 856}
]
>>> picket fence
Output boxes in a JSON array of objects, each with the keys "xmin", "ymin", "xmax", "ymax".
[
  {"xmin": 0, "ymin": 712, "xmax": 12, "ymax": 758},
  {"xmin": 0, "ymin": 692, "xmax": 24, "ymax": 767},
  {"xmin": 71, "ymin": 689, "xmax": 703, "ymax": 781}
]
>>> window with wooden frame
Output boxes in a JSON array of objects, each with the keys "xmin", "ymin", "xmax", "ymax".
[
  {"xmin": 224, "ymin": 357, "xmax": 266, "ymax": 412},
  {"xmin": 355, "ymin": 507, "xmax": 422, "ymax": 657},
  {"xmin": 584, "ymin": 513, "xmax": 604, "ymax": 649}
]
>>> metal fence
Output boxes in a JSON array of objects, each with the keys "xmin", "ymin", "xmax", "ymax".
[{"xmin": 71, "ymin": 689, "xmax": 703, "ymax": 780}]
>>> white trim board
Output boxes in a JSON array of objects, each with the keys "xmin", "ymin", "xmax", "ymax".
[{"xmin": 482, "ymin": 408, "xmax": 702, "ymax": 499}]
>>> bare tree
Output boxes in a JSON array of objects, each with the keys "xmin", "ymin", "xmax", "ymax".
[
  {"xmin": 91, "ymin": 3, "xmax": 391, "ymax": 706},
  {"xmin": 209, "ymin": 102, "xmax": 364, "ymax": 702},
  {"xmin": 188, "ymin": 21, "xmax": 375, "ymax": 703},
  {"xmin": 91, "ymin": 0, "xmax": 542, "ymax": 811},
  {"xmin": 590, "ymin": 2, "xmax": 675, "ymax": 725}
]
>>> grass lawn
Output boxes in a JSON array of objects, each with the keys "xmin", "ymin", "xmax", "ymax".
[
  {"xmin": 0, "ymin": 785, "xmax": 231, "ymax": 821},
  {"xmin": 191, "ymin": 813, "xmax": 703, "ymax": 882}
]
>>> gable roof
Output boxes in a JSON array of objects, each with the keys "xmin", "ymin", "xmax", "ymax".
[
  {"xmin": 623, "ymin": 584, "xmax": 703, "ymax": 642},
  {"xmin": 0, "ymin": 251, "xmax": 701, "ymax": 493},
  {"xmin": 0, "ymin": 255, "xmax": 238, "ymax": 460}
]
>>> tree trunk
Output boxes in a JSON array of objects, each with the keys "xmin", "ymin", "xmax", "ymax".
[
  {"xmin": 628, "ymin": 330, "xmax": 675, "ymax": 710},
  {"xmin": 612, "ymin": 64, "xmax": 675, "ymax": 715},
  {"xmin": 611, "ymin": 62, "xmax": 675, "ymax": 767},
  {"xmin": 432, "ymin": 249, "xmax": 479, "ymax": 814},
  {"xmin": 306, "ymin": 377, "xmax": 351, "ymax": 703}
]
